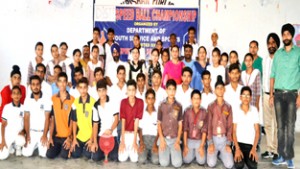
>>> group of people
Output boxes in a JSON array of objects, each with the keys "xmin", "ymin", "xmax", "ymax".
[{"xmin": 0, "ymin": 23, "xmax": 299, "ymax": 169}]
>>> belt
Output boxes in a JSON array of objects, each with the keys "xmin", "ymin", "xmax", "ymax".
[
  {"xmin": 275, "ymin": 89, "xmax": 297, "ymax": 93},
  {"xmin": 214, "ymin": 134, "xmax": 226, "ymax": 137},
  {"xmin": 30, "ymin": 129, "xmax": 44, "ymax": 132},
  {"xmin": 264, "ymin": 92, "xmax": 274, "ymax": 95}
]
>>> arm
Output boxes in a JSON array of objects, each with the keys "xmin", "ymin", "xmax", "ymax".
[
  {"xmin": 41, "ymin": 112, "xmax": 50, "ymax": 146},
  {"xmin": 233, "ymin": 123, "xmax": 243, "ymax": 162},
  {"xmin": 0, "ymin": 121, "xmax": 7, "ymax": 150},
  {"xmin": 226, "ymin": 106, "xmax": 233, "ymax": 144},
  {"xmin": 110, "ymin": 114, "xmax": 119, "ymax": 133},
  {"xmin": 249, "ymin": 123, "xmax": 260, "ymax": 162},
  {"xmin": 255, "ymin": 73, "xmax": 261, "ymax": 111},
  {"xmin": 24, "ymin": 112, "xmax": 30, "ymax": 146}
]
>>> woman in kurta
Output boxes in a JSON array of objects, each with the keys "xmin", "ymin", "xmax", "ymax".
[{"xmin": 191, "ymin": 46, "xmax": 209, "ymax": 91}]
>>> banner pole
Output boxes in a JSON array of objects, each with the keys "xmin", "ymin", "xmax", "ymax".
[{"xmin": 198, "ymin": 0, "xmax": 201, "ymax": 45}]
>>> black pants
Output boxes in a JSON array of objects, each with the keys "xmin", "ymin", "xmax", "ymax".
[
  {"xmin": 46, "ymin": 137, "xmax": 70, "ymax": 159},
  {"xmin": 234, "ymin": 143, "xmax": 257, "ymax": 169},
  {"xmin": 71, "ymin": 139, "xmax": 92, "ymax": 159},
  {"xmin": 91, "ymin": 136, "xmax": 119, "ymax": 161}
]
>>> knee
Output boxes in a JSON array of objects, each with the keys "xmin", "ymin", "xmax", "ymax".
[
  {"xmin": 207, "ymin": 157, "xmax": 217, "ymax": 168},
  {"xmin": 0, "ymin": 149, "xmax": 9, "ymax": 160},
  {"xmin": 15, "ymin": 135, "xmax": 26, "ymax": 147},
  {"xmin": 172, "ymin": 159, "xmax": 182, "ymax": 168},
  {"xmin": 159, "ymin": 158, "xmax": 170, "ymax": 167},
  {"xmin": 22, "ymin": 150, "xmax": 33, "ymax": 157},
  {"xmin": 46, "ymin": 151, "xmax": 56, "ymax": 159},
  {"xmin": 196, "ymin": 157, "xmax": 206, "ymax": 165},
  {"xmin": 224, "ymin": 160, "xmax": 234, "ymax": 169},
  {"xmin": 234, "ymin": 161, "xmax": 245, "ymax": 169},
  {"xmin": 151, "ymin": 156, "xmax": 159, "ymax": 165},
  {"xmin": 138, "ymin": 155, "xmax": 146, "ymax": 164},
  {"xmin": 118, "ymin": 154, "xmax": 128, "ymax": 162},
  {"xmin": 60, "ymin": 150, "xmax": 69, "ymax": 159},
  {"xmin": 183, "ymin": 156, "xmax": 193, "ymax": 164},
  {"xmin": 71, "ymin": 152, "xmax": 81, "ymax": 159}
]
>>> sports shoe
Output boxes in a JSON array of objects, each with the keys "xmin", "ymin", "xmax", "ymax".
[
  {"xmin": 287, "ymin": 159, "xmax": 295, "ymax": 169},
  {"xmin": 272, "ymin": 156, "xmax": 286, "ymax": 166},
  {"xmin": 261, "ymin": 151, "xmax": 273, "ymax": 159},
  {"xmin": 16, "ymin": 148, "xmax": 22, "ymax": 156},
  {"xmin": 272, "ymin": 153, "xmax": 279, "ymax": 160}
]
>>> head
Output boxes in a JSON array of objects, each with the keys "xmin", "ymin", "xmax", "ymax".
[
  {"xmin": 155, "ymin": 40, "xmax": 163, "ymax": 51},
  {"xmin": 130, "ymin": 47, "xmax": 140, "ymax": 61},
  {"xmin": 228, "ymin": 63, "xmax": 241, "ymax": 83},
  {"xmin": 59, "ymin": 42, "xmax": 68, "ymax": 57},
  {"xmin": 169, "ymin": 33, "xmax": 177, "ymax": 46},
  {"xmin": 152, "ymin": 70, "xmax": 162, "ymax": 87},
  {"xmin": 94, "ymin": 67, "xmax": 104, "ymax": 83},
  {"xmin": 133, "ymin": 34, "xmax": 141, "ymax": 47},
  {"xmin": 229, "ymin": 50, "xmax": 239, "ymax": 65},
  {"xmin": 188, "ymin": 26, "xmax": 196, "ymax": 41},
  {"xmin": 136, "ymin": 73, "xmax": 146, "ymax": 89},
  {"xmin": 184, "ymin": 44, "xmax": 193, "ymax": 60},
  {"xmin": 214, "ymin": 75, "xmax": 225, "ymax": 97},
  {"xmin": 171, "ymin": 45, "xmax": 180, "ymax": 60},
  {"xmin": 161, "ymin": 48, "xmax": 170, "ymax": 63},
  {"xmin": 244, "ymin": 53, "xmax": 254, "ymax": 69},
  {"xmin": 29, "ymin": 75, "xmax": 41, "ymax": 95},
  {"xmin": 82, "ymin": 45, "xmax": 90, "ymax": 59},
  {"xmin": 53, "ymin": 65, "xmax": 62, "ymax": 80},
  {"xmin": 10, "ymin": 65, "xmax": 21, "ymax": 86},
  {"xmin": 111, "ymin": 43, "xmax": 121, "ymax": 62},
  {"xmin": 35, "ymin": 42, "xmax": 44, "ymax": 57},
  {"xmin": 92, "ymin": 45, "xmax": 99, "ymax": 59},
  {"xmin": 51, "ymin": 44, "xmax": 59, "ymax": 59},
  {"xmin": 249, "ymin": 40, "xmax": 259, "ymax": 57},
  {"xmin": 77, "ymin": 77, "xmax": 89, "ymax": 97},
  {"xmin": 11, "ymin": 86, "xmax": 22, "ymax": 103},
  {"xmin": 145, "ymin": 88, "xmax": 156, "ymax": 107},
  {"xmin": 212, "ymin": 47, "xmax": 221, "ymax": 66},
  {"xmin": 166, "ymin": 79, "xmax": 177, "ymax": 99},
  {"xmin": 96, "ymin": 79, "xmax": 107, "ymax": 100},
  {"xmin": 240, "ymin": 86, "xmax": 252, "ymax": 105},
  {"xmin": 197, "ymin": 46, "xmax": 207, "ymax": 61},
  {"xmin": 57, "ymin": 72, "xmax": 68, "ymax": 92},
  {"xmin": 267, "ymin": 33, "xmax": 280, "ymax": 55},
  {"xmin": 35, "ymin": 63, "xmax": 46, "ymax": 81},
  {"xmin": 281, "ymin": 23, "xmax": 295, "ymax": 46},
  {"xmin": 151, "ymin": 48, "xmax": 159, "ymax": 63},
  {"xmin": 126, "ymin": 79, "xmax": 137, "ymax": 98},
  {"xmin": 220, "ymin": 52, "xmax": 229, "ymax": 67},
  {"xmin": 93, "ymin": 27, "xmax": 100, "ymax": 41},
  {"xmin": 191, "ymin": 89, "xmax": 201, "ymax": 108},
  {"xmin": 117, "ymin": 65, "xmax": 126, "ymax": 82},
  {"xmin": 201, "ymin": 70, "xmax": 211, "ymax": 89},
  {"xmin": 211, "ymin": 33, "xmax": 218, "ymax": 44},
  {"xmin": 181, "ymin": 67, "xmax": 193, "ymax": 86},
  {"xmin": 107, "ymin": 28, "xmax": 115, "ymax": 42},
  {"xmin": 73, "ymin": 49, "xmax": 81, "ymax": 63},
  {"xmin": 74, "ymin": 67, "xmax": 84, "ymax": 84}
]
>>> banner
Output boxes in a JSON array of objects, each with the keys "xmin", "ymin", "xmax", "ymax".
[
  {"xmin": 94, "ymin": 6, "xmax": 199, "ymax": 60},
  {"xmin": 293, "ymin": 24, "xmax": 300, "ymax": 47}
]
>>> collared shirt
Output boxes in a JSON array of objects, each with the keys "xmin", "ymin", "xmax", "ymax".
[
  {"xmin": 270, "ymin": 45, "xmax": 300, "ymax": 90},
  {"xmin": 207, "ymin": 100, "xmax": 233, "ymax": 143},
  {"xmin": 92, "ymin": 96, "xmax": 119, "ymax": 137},
  {"xmin": 206, "ymin": 65, "xmax": 226, "ymax": 91},
  {"xmin": 139, "ymin": 107, "xmax": 158, "ymax": 136},
  {"xmin": 70, "ymin": 87, "xmax": 80, "ymax": 99},
  {"xmin": 183, "ymin": 106, "xmax": 208, "ymax": 140},
  {"xmin": 241, "ymin": 69, "xmax": 261, "ymax": 107},
  {"xmin": 120, "ymin": 97, "xmax": 144, "ymax": 131},
  {"xmin": 263, "ymin": 55, "xmax": 273, "ymax": 93},
  {"xmin": 201, "ymin": 91, "xmax": 216, "ymax": 110},
  {"xmin": 153, "ymin": 87, "xmax": 167, "ymax": 110},
  {"xmin": 51, "ymin": 92, "xmax": 74, "ymax": 138},
  {"xmin": 2, "ymin": 102, "xmax": 24, "ymax": 134},
  {"xmin": 105, "ymin": 61, "xmax": 128, "ymax": 85},
  {"xmin": 233, "ymin": 105, "xmax": 259, "ymax": 145},
  {"xmin": 24, "ymin": 92, "xmax": 52, "ymax": 131},
  {"xmin": 157, "ymin": 99, "xmax": 183, "ymax": 138},
  {"xmin": 136, "ymin": 87, "xmax": 146, "ymax": 102},
  {"xmin": 182, "ymin": 59, "xmax": 195, "ymax": 69},
  {"xmin": 108, "ymin": 83, "xmax": 127, "ymax": 115},
  {"xmin": 87, "ymin": 60, "xmax": 104, "ymax": 87},
  {"xmin": 103, "ymin": 41, "xmax": 119, "ymax": 69},
  {"xmin": 71, "ymin": 95, "xmax": 96, "ymax": 142},
  {"xmin": 242, "ymin": 56, "xmax": 263, "ymax": 77},
  {"xmin": 175, "ymin": 84, "xmax": 193, "ymax": 113},
  {"xmin": 224, "ymin": 83, "xmax": 243, "ymax": 114},
  {"xmin": 27, "ymin": 81, "xmax": 52, "ymax": 100}
]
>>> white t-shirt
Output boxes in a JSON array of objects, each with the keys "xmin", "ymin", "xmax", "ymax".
[
  {"xmin": 224, "ymin": 83, "xmax": 243, "ymax": 114},
  {"xmin": 153, "ymin": 87, "xmax": 167, "ymax": 110},
  {"xmin": 105, "ymin": 61, "xmax": 128, "ymax": 85},
  {"xmin": 201, "ymin": 92, "xmax": 216, "ymax": 110},
  {"xmin": 139, "ymin": 109, "xmax": 157, "ymax": 136},
  {"xmin": 233, "ymin": 105, "xmax": 259, "ymax": 145},
  {"xmin": 2, "ymin": 103, "xmax": 24, "ymax": 136},
  {"xmin": 108, "ymin": 84, "xmax": 127, "ymax": 113},
  {"xmin": 206, "ymin": 65, "xmax": 225, "ymax": 90},
  {"xmin": 207, "ymin": 45, "xmax": 223, "ymax": 64},
  {"xmin": 175, "ymin": 84, "xmax": 193, "ymax": 113},
  {"xmin": 27, "ymin": 81, "xmax": 52, "ymax": 100}
]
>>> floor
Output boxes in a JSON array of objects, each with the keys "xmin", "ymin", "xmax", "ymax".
[{"xmin": 1, "ymin": 134, "xmax": 299, "ymax": 169}]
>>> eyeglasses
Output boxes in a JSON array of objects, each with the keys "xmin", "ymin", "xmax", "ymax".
[{"xmin": 241, "ymin": 94, "xmax": 251, "ymax": 98}]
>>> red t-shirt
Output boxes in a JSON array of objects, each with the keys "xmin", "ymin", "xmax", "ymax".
[
  {"xmin": 120, "ymin": 97, "xmax": 144, "ymax": 131},
  {"xmin": 0, "ymin": 85, "xmax": 26, "ymax": 122}
]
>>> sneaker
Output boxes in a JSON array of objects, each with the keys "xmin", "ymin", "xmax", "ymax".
[
  {"xmin": 261, "ymin": 151, "xmax": 274, "ymax": 159},
  {"xmin": 287, "ymin": 159, "xmax": 295, "ymax": 169},
  {"xmin": 9, "ymin": 146, "xmax": 15, "ymax": 154},
  {"xmin": 272, "ymin": 153, "xmax": 279, "ymax": 160},
  {"xmin": 272, "ymin": 156, "xmax": 286, "ymax": 166},
  {"xmin": 16, "ymin": 148, "xmax": 22, "ymax": 156}
]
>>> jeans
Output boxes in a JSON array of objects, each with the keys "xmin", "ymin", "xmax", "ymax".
[
  {"xmin": 234, "ymin": 142, "xmax": 257, "ymax": 169},
  {"xmin": 46, "ymin": 137, "xmax": 70, "ymax": 159},
  {"xmin": 274, "ymin": 91, "xmax": 298, "ymax": 160},
  {"xmin": 158, "ymin": 138, "xmax": 182, "ymax": 168}
]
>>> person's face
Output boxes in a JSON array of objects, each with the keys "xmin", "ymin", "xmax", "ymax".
[
  {"xmin": 107, "ymin": 32, "xmax": 114, "ymax": 41},
  {"xmin": 220, "ymin": 55, "xmax": 228, "ymax": 67},
  {"xmin": 93, "ymin": 30, "xmax": 100, "ymax": 40},
  {"xmin": 133, "ymin": 37, "xmax": 140, "ymax": 47},
  {"xmin": 240, "ymin": 90, "xmax": 251, "ymax": 105},
  {"xmin": 137, "ymin": 77, "xmax": 145, "ymax": 89},
  {"xmin": 152, "ymin": 73, "xmax": 161, "ymax": 87},
  {"xmin": 201, "ymin": 74, "xmax": 211, "ymax": 88},
  {"xmin": 117, "ymin": 69, "xmax": 126, "ymax": 82},
  {"xmin": 191, "ymin": 94, "xmax": 201, "ymax": 108},
  {"xmin": 249, "ymin": 42, "xmax": 258, "ymax": 56},
  {"xmin": 211, "ymin": 33, "xmax": 218, "ymax": 43},
  {"xmin": 92, "ymin": 48, "xmax": 99, "ymax": 59},
  {"xmin": 182, "ymin": 71, "xmax": 192, "ymax": 86},
  {"xmin": 184, "ymin": 47, "xmax": 192, "ymax": 60},
  {"xmin": 60, "ymin": 45, "xmax": 68, "ymax": 56},
  {"xmin": 169, "ymin": 35, "xmax": 176, "ymax": 45},
  {"xmin": 188, "ymin": 30, "xmax": 195, "ymax": 40},
  {"xmin": 155, "ymin": 42, "xmax": 162, "ymax": 51},
  {"xmin": 35, "ymin": 45, "xmax": 43, "ymax": 57},
  {"xmin": 78, "ymin": 83, "xmax": 88, "ymax": 97},
  {"xmin": 229, "ymin": 69, "xmax": 240, "ymax": 83},
  {"xmin": 51, "ymin": 47, "xmax": 59, "ymax": 59},
  {"xmin": 11, "ymin": 74, "xmax": 21, "ymax": 86},
  {"xmin": 127, "ymin": 85, "xmax": 136, "ymax": 98},
  {"xmin": 212, "ymin": 52, "xmax": 220, "ymax": 65},
  {"xmin": 53, "ymin": 68, "xmax": 61, "ymax": 79},
  {"xmin": 11, "ymin": 89, "xmax": 21, "ymax": 103},
  {"xmin": 214, "ymin": 85, "xmax": 225, "ymax": 97},
  {"xmin": 95, "ymin": 71, "xmax": 103, "ymax": 82},
  {"xmin": 30, "ymin": 79, "xmax": 41, "ymax": 95},
  {"xmin": 74, "ymin": 52, "xmax": 81, "ymax": 63},
  {"xmin": 57, "ymin": 77, "xmax": 67, "ymax": 91},
  {"xmin": 35, "ymin": 66, "xmax": 45, "ymax": 81},
  {"xmin": 83, "ymin": 47, "xmax": 90, "ymax": 59},
  {"xmin": 146, "ymin": 93, "xmax": 155, "ymax": 106},
  {"xmin": 166, "ymin": 85, "xmax": 176, "ymax": 99},
  {"xmin": 229, "ymin": 53, "xmax": 238, "ymax": 64},
  {"xmin": 151, "ymin": 51, "xmax": 159, "ymax": 63},
  {"xmin": 131, "ymin": 49, "xmax": 140, "ymax": 61},
  {"xmin": 282, "ymin": 31, "xmax": 293, "ymax": 46},
  {"xmin": 244, "ymin": 56, "xmax": 253, "ymax": 69},
  {"xmin": 74, "ymin": 72, "xmax": 83, "ymax": 83},
  {"xmin": 171, "ymin": 47, "xmax": 179, "ymax": 59},
  {"xmin": 112, "ymin": 49, "xmax": 120, "ymax": 58},
  {"xmin": 267, "ymin": 37, "xmax": 278, "ymax": 55},
  {"xmin": 97, "ymin": 88, "xmax": 107, "ymax": 100},
  {"xmin": 162, "ymin": 52, "xmax": 169, "ymax": 63},
  {"xmin": 198, "ymin": 48, "xmax": 207, "ymax": 61}
]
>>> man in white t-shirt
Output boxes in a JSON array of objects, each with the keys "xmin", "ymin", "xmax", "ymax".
[
  {"xmin": 200, "ymin": 70, "xmax": 216, "ymax": 110},
  {"xmin": 151, "ymin": 70, "xmax": 166, "ymax": 110},
  {"xmin": 175, "ymin": 67, "xmax": 193, "ymax": 113}
]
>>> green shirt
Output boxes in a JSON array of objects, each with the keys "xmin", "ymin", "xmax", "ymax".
[
  {"xmin": 242, "ymin": 56, "xmax": 263, "ymax": 77},
  {"xmin": 270, "ymin": 45, "xmax": 300, "ymax": 90}
]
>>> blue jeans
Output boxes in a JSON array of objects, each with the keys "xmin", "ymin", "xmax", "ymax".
[{"xmin": 274, "ymin": 91, "xmax": 298, "ymax": 160}]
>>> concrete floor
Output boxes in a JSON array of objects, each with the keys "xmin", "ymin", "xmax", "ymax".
[{"xmin": 1, "ymin": 134, "xmax": 299, "ymax": 169}]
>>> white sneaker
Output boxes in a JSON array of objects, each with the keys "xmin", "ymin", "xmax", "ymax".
[
  {"xmin": 16, "ymin": 148, "xmax": 22, "ymax": 156},
  {"xmin": 9, "ymin": 147, "xmax": 15, "ymax": 154}
]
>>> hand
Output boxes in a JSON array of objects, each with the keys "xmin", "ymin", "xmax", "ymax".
[
  {"xmin": 63, "ymin": 138, "xmax": 72, "ymax": 150},
  {"xmin": 174, "ymin": 141, "xmax": 180, "ymax": 151},
  {"xmin": 25, "ymin": 134, "xmax": 31, "ymax": 147},
  {"xmin": 132, "ymin": 142, "xmax": 138, "ymax": 153},
  {"xmin": 183, "ymin": 146, "xmax": 189, "ymax": 157},
  {"xmin": 40, "ymin": 135, "xmax": 48, "ymax": 147},
  {"xmin": 152, "ymin": 144, "xmax": 158, "ymax": 154},
  {"xmin": 269, "ymin": 96, "xmax": 274, "ymax": 107},
  {"xmin": 296, "ymin": 95, "xmax": 300, "ymax": 108},
  {"xmin": 103, "ymin": 129, "xmax": 112, "ymax": 136},
  {"xmin": 249, "ymin": 148, "xmax": 258, "ymax": 162},
  {"xmin": 0, "ymin": 141, "xmax": 7, "ymax": 151},
  {"xmin": 225, "ymin": 145, "xmax": 232, "ymax": 153},
  {"xmin": 138, "ymin": 143, "xmax": 145, "ymax": 154},
  {"xmin": 119, "ymin": 142, "xmax": 125, "ymax": 153},
  {"xmin": 47, "ymin": 138, "xmax": 54, "ymax": 149},
  {"xmin": 70, "ymin": 139, "xmax": 79, "ymax": 153},
  {"xmin": 159, "ymin": 139, "xmax": 166, "ymax": 152},
  {"xmin": 234, "ymin": 148, "xmax": 243, "ymax": 162},
  {"xmin": 90, "ymin": 142, "xmax": 98, "ymax": 153},
  {"xmin": 198, "ymin": 145, "xmax": 205, "ymax": 157},
  {"xmin": 85, "ymin": 139, "xmax": 93, "ymax": 151},
  {"xmin": 208, "ymin": 144, "xmax": 215, "ymax": 154}
]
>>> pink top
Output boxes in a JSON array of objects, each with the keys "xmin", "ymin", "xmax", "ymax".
[{"xmin": 162, "ymin": 60, "xmax": 185, "ymax": 88}]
